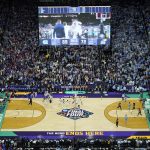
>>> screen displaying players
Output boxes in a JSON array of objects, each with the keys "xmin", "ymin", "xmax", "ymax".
[{"xmin": 39, "ymin": 6, "xmax": 111, "ymax": 46}]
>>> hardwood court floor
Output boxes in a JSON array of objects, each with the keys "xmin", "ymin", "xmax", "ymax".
[{"xmin": 1, "ymin": 98, "xmax": 149, "ymax": 131}]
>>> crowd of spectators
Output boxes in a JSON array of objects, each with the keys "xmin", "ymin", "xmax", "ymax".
[
  {"xmin": 107, "ymin": 3, "xmax": 150, "ymax": 92},
  {"xmin": 0, "ymin": 0, "xmax": 8, "ymax": 44},
  {"xmin": 0, "ymin": 137, "xmax": 150, "ymax": 149},
  {"xmin": 141, "ymin": 0, "xmax": 150, "ymax": 40},
  {"xmin": 0, "ymin": 0, "xmax": 149, "ymax": 93}
]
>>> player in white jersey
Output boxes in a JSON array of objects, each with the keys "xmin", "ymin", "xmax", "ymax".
[
  {"xmin": 43, "ymin": 90, "xmax": 52, "ymax": 102},
  {"xmin": 32, "ymin": 91, "xmax": 37, "ymax": 98},
  {"xmin": 71, "ymin": 19, "xmax": 82, "ymax": 38},
  {"xmin": 63, "ymin": 22, "xmax": 70, "ymax": 39},
  {"xmin": 72, "ymin": 94, "xmax": 77, "ymax": 104},
  {"xmin": 72, "ymin": 94, "xmax": 83, "ymax": 107}
]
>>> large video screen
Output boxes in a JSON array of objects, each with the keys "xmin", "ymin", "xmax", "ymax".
[{"xmin": 39, "ymin": 6, "xmax": 111, "ymax": 46}]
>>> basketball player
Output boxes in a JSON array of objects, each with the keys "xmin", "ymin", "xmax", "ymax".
[
  {"xmin": 124, "ymin": 114, "xmax": 128, "ymax": 125},
  {"xmin": 53, "ymin": 19, "xmax": 65, "ymax": 38},
  {"xmin": 33, "ymin": 91, "xmax": 37, "ymax": 98},
  {"xmin": 122, "ymin": 93, "xmax": 125, "ymax": 101},
  {"xmin": 71, "ymin": 19, "xmax": 82, "ymax": 38},
  {"xmin": 72, "ymin": 94, "xmax": 76, "ymax": 105},
  {"xmin": 11, "ymin": 90, "xmax": 15, "ymax": 98},
  {"xmin": 10, "ymin": 90, "xmax": 15, "ymax": 103},
  {"xmin": 116, "ymin": 118, "xmax": 119, "ymax": 127},
  {"xmin": 128, "ymin": 102, "xmax": 131, "ymax": 111},
  {"xmin": 131, "ymin": 102, "xmax": 136, "ymax": 115},
  {"xmin": 63, "ymin": 22, "xmax": 70, "ymax": 39},
  {"xmin": 59, "ymin": 98, "xmax": 64, "ymax": 105},
  {"xmin": 73, "ymin": 94, "xmax": 82, "ymax": 107},
  {"xmin": 132, "ymin": 102, "xmax": 136, "ymax": 110},
  {"xmin": 137, "ymin": 108, "xmax": 142, "ymax": 116},
  {"xmin": 60, "ymin": 99, "xmax": 65, "ymax": 105},
  {"xmin": 43, "ymin": 90, "xmax": 49, "ymax": 102},
  {"xmin": 45, "ymin": 91, "xmax": 53, "ymax": 103},
  {"xmin": 117, "ymin": 102, "xmax": 122, "ymax": 110},
  {"xmin": 48, "ymin": 93, "xmax": 53, "ymax": 103},
  {"xmin": 78, "ymin": 97, "xmax": 83, "ymax": 106},
  {"xmin": 122, "ymin": 93, "xmax": 127, "ymax": 102},
  {"xmin": 140, "ymin": 91, "xmax": 143, "ymax": 101},
  {"xmin": 28, "ymin": 92, "xmax": 32, "ymax": 105}
]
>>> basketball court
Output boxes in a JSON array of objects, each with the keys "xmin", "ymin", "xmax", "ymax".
[{"xmin": 1, "ymin": 97, "xmax": 149, "ymax": 131}]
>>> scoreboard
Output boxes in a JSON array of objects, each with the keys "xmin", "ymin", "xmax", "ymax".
[
  {"xmin": 39, "ymin": 6, "xmax": 111, "ymax": 46},
  {"xmin": 38, "ymin": 6, "xmax": 111, "ymax": 14}
]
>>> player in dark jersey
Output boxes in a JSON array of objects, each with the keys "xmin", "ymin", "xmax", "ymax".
[
  {"xmin": 132, "ymin": 102, "xmax": 135, "ymax": 110},
  {"xmin": 116, "ymin": 118, "xmax": 119, "ymax": 127},
  {"xmin": 117, "ymin": 102, "xmax": 122, "ymax": 110},
  {"xmin": 137, "ymin": 108, "xmax": 142, "ymax": 116},
  {"xmin": 131, "ymin": 102, "xmax": 136, "ymax": 115},
  {"xmin": 28, "ymin": 92, "xmax": 33, "ymax": 105},
  {"xmin": 53, "ymin": 20, "xmax": 65, "ymax": 38}
]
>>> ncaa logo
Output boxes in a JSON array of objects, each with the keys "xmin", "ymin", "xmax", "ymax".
[
  {"xmin": 42, "ymin": 40, "xmax": 48, "ymax": 45},
  {"xmin": 66, "ymin": 108, "xmax": 84, "ymax": 117},
  {"xmin": 57, "ymin": 108, "xmax": 93, "ymax": 120}
]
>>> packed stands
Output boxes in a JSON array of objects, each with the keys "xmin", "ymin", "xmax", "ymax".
[
  {"xmin": 0, "ymin": 137, "xmax": 150, "ymax": 149},
  {"xmin": 0, "ymin": 0, "xmax": 149, "ymax": 93}
]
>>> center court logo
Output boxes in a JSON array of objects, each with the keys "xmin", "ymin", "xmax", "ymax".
[{"xmin": 57, "ymin": 108, "xmax": 93, "ymax": 120}]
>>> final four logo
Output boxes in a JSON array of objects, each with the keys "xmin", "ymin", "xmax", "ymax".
[{"xmin": 57, "ymin": 108, "xmax": 93, "ymax": 120}]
